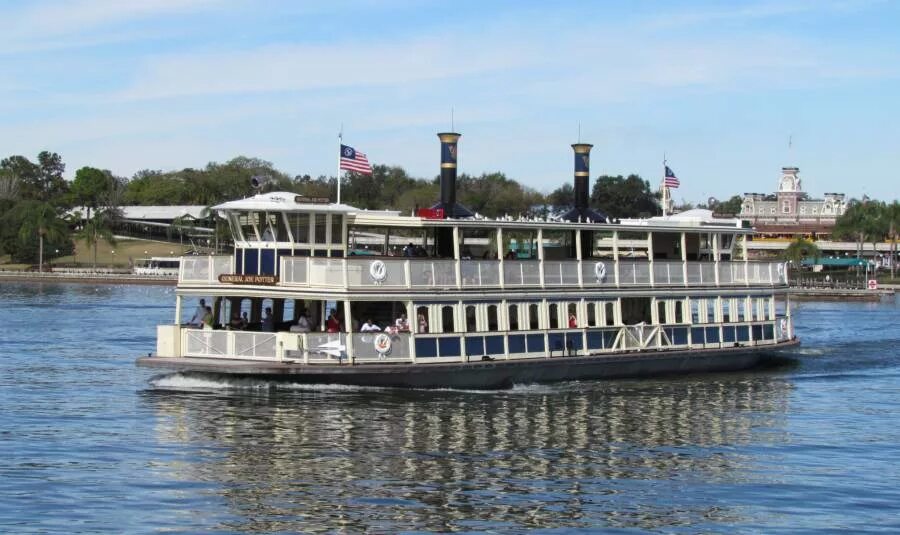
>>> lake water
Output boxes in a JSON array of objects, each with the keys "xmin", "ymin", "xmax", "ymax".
[{"xmin": 0, "ymin": 282, "xmax": 898, "ymax": 534}]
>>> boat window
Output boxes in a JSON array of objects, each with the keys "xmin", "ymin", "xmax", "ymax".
[
  {"xmin": 287, "ymin": 213, "xmax": 310, "ymax": 244},
  {"xmin": 262, "ymin": 213, "xmax": 282, "ymax": 241},
  {"xmin": 465, "ymin": 305, "xmax": 477, "ymax": 332},
  {"xmin": 587, "ymin": 303, "xmax": 597, "ymax": 326},
  {"xmin": 441, "ymin": 306, "xmax": 455, "ymax": 333},
  {"xmin": 674, "ymin": 300, "xmax": 684, "ymax": 323},
  {"xmin": 314, "ymin": 214, "xmax": 327, "ymax": 244},
  {"xmin": 508, "ymin": 304, "xmax": 519, "ymax": 331},
  {"xmin": 487, "ymin": 305, "xmax": 498, "ymax": 331},
  {"xmin": 567, "ymin": 303, "xmax": 577, "ymax": 328},
  {"xmin": 416, "ymin": 306, "xmax": 429, "ymax": 334},
  {"xmin": 528, "ymin": 303, "xmax": 540, "ymax": 330},
  {"xmin": 621, "ymin": 297, "xmax": 652, "ymax": 325},
  {"xmin": 722, "ymin": 299, "xmax": 731, "ymax": 322},
  {"xmin": 657, "ymin": 300, "xmax": 667, "ymax": 324},
  {"xmin": 549, "ymin": 303, "xmax": 559, "ymax": 329},
  {"xmin": 705, "ymin": 298, "xmax": 716, "ymax": 323},
  {"xmin": 691, "ymin": 299, "xmax": 706, "ymax": 323},
  {"xmin": 330, "ymin": 215, "xmax": 343, "ymax": 245},
  {"xmin": 238, "ymin": 211, "xmax": 260, "ymax": 241},
  {"xmin": 605, "ymin": 302, "xmax": 615, "ymax": 326},
  {"xmin": 504, "ymin": 230, "xmax": 538, "ymax": 260}
]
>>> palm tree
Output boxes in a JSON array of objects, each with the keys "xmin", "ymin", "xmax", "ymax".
[
  {"xmin": 782, "ymin": 237, "xmax": 821, "ymax": 281},
  {"xmin": 78, "ymin": 211, "xmax": 117, "ymax": 269},
  {"xmin": 887, "ymin": 200, "xmax": 900, "ymax": 279},
  {"xmin": 18, "ymin": 201, "xmax": 68, "ymax": 273}
]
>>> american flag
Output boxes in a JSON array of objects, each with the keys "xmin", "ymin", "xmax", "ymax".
[
  {"xmin": 664, "ymin": 165, "xmax": 680, "ymax": 188},
  {"xmin": 340, "ymin": 144, "xmax": 372, "ymax": 175}
]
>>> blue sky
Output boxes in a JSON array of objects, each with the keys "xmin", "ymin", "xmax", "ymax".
[{"xmin": 1, "ymin": 0, "xmax": 898, "ymax": 203}]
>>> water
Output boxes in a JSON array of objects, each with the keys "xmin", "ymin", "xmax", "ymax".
[{"xmin": 0, "ymin": 282, "xmax": 898, "ymax": 533}]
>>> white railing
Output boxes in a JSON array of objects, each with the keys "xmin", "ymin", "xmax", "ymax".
[
  {"xmin": 543, "ymin": 261, "xmax": 580, "ymax": 286},
  {"xmin": 282, "ymin": 256, "xmax": 308, "ymax": 285},
  {"xmin": 185, "ymin": 255, "xmax": 789, "ymax": 290},
  {"xmin": 503, "ymin": 261, "xmax": 542, "ymax": 286},
  {"xmin": 182, "ymin": 328, "xmax": 277, "ymax": 360},
  {"xmin": 618, "ymin": 261, "xmax": 652, "ymax": 286},
  {"xmin": 350, "ymin": 332, "xmax": 412, "ymax": 362},
  {"xmin": 176, "ymin": 316, "xmax": 788, "ymax": 363},
  {"xmin": 653, "ymin": 261, "xmax": 685, "ymax": 286},
  {"xmin": 179, "ymin": 255, "xmax": 233, "ymax": 283}
]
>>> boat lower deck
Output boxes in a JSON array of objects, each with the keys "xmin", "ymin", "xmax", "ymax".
[{"xmin": 137, "ymin": 338, "xmax": 800, "ymax": 389}]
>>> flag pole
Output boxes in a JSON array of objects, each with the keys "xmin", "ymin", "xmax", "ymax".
[
  {"xmin": 661, "ymin": 153, "xmax": 668, "ymax": 217},
  {"xmin": 337, "ymin": 124, "xmax": 343, "ymax": 205}
]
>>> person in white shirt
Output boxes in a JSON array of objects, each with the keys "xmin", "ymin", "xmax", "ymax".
[
  {"xmin": 394, "ymin": 313, "xmax": 410, "ymax": 332},
  {"xmin": 290, "ymin": 313, "xmax": 310, "ymax": 333},
  {"xmin": 189, "ymin": 298, "xmax": 206, "ymax": 327},
  {"xmin": 360, "ymin": 319, "xmax": 381, "ymax": 332}
]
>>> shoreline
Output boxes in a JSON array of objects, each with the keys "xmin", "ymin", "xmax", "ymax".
[{"xmin": 0, "ymin": 271, "xmax": 176, "ymax": 286}]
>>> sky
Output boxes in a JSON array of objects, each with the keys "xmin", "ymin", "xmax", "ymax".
[{"xmin": 1, "ymin": 0, "xmax": 898, "ymax": 203}]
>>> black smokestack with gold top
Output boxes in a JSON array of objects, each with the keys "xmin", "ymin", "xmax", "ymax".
[
  {"xmin": 432, "ymin": 131, "xmax": 473, "ymax": 218},
  {"xmin": 563, "ymin": 142, "xmax": 608, "ymax": 223}
]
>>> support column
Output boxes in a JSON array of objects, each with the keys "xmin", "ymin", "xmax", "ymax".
[
  {"xmin": 175, "ymin": 295, "xmax": 183, "ymax": 324},
  {"xmin": 537, "ymin": 228, "xmax": 545, "ymax": 289}
]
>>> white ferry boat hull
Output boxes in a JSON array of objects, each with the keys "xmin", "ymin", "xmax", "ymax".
[{"xmin": 137, "ymin": 339, "xmax": 799, "ymax": 389}]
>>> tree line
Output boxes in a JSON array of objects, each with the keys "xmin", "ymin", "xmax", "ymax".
[{"xmin": 0, "ymin": 151, "xmax": 896, "ymax": 270}]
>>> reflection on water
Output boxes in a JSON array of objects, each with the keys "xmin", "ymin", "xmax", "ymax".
[{"xmin": 143, "ymin": 375, "xmax": 792, "ymax": 532}]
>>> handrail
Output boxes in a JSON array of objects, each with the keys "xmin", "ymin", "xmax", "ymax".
[{"xmin": 180, "ymin": 255, "xmax": 789, "ymax": 289}]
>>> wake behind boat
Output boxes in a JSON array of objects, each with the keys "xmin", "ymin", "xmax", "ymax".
[{"xmin": 137, "ymin": 133, "xmax": 799, "ymax": 388}]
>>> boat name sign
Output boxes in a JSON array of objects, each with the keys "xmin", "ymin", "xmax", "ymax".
[{"xmin": 218, "ymin": 274, "xmax": 280, "ymax": 285}]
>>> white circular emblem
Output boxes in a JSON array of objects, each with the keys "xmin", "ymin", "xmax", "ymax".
[
  {"xmin": 594, "ymin": 261, "xmax": 607, "ymax": 282},
  {"xmin": 373, "ymin": 333, "xmax": 392, "ymax": 355},
  {"xmin": 369, "ymin": 260, "xmax": 387, "ymax": 283},
  {"xmin": 343, "ymin": 147, "xmax": 353, "ymax": 157}
]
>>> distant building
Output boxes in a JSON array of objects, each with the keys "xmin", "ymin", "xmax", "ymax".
[{"xmin": 740, "ymin": 166, "xmax": 846, "ymax": 238}]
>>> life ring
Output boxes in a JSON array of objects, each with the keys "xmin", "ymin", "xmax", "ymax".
[
  {"xmin": 373, "ymin": 333, "xmax": 392, "ymax": 355},
  {"xmin": 369, "ymin": 260, "xmax": 387, "ymax": 283},
  {"xmin": 594, "ymin": 261, "xmax": 607, "ymax": 282}
]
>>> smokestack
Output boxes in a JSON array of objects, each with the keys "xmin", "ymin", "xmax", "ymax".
[
  {"xmin": 562, "ymin": 142, "xmax": 609, "ymax": 223},
  {"xmin": 572, "ymin": 143, "xmax": 592, "ymax": 212},
  {"xmin": 432, "ymin": 132, "xmax": 473, "ymax": 218}
]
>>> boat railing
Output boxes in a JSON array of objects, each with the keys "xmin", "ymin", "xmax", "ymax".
[
  {"xmin": 179, "ymin": 255, "xmax": 233, "ymax": 283},
  {"xmin": 168, "ymin": 316, "xmax": 792, "ymax": 363},
  {"xmin": 182, "ymin": 328, "xmax": 278, "ymax": 361},
  {"xmin": 181, "ymin": 256, "xmax": 789, "ymax": 289}
]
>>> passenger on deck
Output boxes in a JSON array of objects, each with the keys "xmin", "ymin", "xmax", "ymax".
[
  {"xmin": 568, "ymin": 312, "xmax": 577, "ymax": 329},
  {"xmin": 228, "ymin": 311, "xmax": 244, "ymax": 330},
  {"xmin": 262, "ymin": 307, "xmax": 275, "ymax": 332},
  {"xmin": 360, "ymin": 318, "xmax": 381, "ymax": 332},
  {"xmin": 290, "ymin": 312, "xmax": 311, "ymax": 333},
  {"xmin": 403, "ymin": 242, "xmax": 415, "ymax": 257},
  {"xmin": 418, "ymin": 313, "xmax": 428, "ymax": 333},
  {"xmin": 327, "ymin": 309, "xmax": 341, "ymax": 332},
  {"xmin": 201, "ymin": 306, "xmax": 214, "ymax": 330},
  {"xmin": 505, "ymin": 250, "xmax": 516, "ymax": 260},
  {"xmin": 395, "ymin": 313, "xmax": 410, "ymax": 332},
  {"xmin": 240, "ymin": 312, "xmax": 249, "ymax": 329},
  {"xmin": 189, "ymin": 298, "xmax": 207, "ymax": 327}
]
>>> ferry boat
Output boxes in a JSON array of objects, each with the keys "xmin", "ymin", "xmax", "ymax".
[
  {"xmin": 137, "ymin": 133, "xmax": 799, "ymax": 388},
  {"xmin": 133, "ymin": 256, "xmax": 181, "ymax": 278}
]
